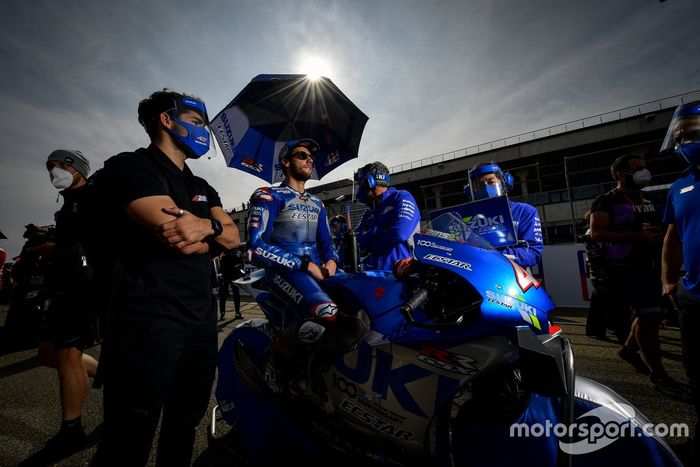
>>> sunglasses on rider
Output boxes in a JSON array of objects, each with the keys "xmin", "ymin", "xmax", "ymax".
[{"xmin": 290, "ymin": 151, "xmax": 314, "ymax": 162}]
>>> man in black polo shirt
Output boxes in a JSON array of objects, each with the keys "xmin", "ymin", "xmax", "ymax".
[{"xmin": 92, "ymin": 89, "xmax": 240, "ymax": 467}]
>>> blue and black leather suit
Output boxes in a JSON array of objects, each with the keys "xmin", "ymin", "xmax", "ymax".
[
  {"xmin": 247, "ymin": 185, "xmax": 340, "ymax": 344},
  {"xmin": 356, "ymin": 187, "xmax": 420, "ymax": 271}
]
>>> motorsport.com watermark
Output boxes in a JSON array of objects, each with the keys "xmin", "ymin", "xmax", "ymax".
[{"xmin": 510, "ymin": 404, "xmax": 688, "ymax": 455}]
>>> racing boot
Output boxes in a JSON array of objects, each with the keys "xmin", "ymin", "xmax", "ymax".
[{"xmin": 263, "ymin": 334, "xmax": 300, "ymax": 395}]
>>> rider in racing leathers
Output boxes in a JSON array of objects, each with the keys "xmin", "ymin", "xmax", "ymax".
[
  {"xmin": 247, "ymin": 138, "xmax": 339, "ymax": 393},
  {"xmin": 467, "ymin": 162, "xmax": 543, "ymax": 268},
  {"xmin": 355, "ymin": 162, "xmax": 420, "ymax": 271}
]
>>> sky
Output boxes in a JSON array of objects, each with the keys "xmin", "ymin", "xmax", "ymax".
[{"xmin": 1, "ymin": 0, "xmax": 699, "ymax": 258}]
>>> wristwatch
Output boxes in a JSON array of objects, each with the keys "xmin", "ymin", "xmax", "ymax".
[{"xmin": 210, "ymin": 219, "xmax": 224, "ymax": 238}]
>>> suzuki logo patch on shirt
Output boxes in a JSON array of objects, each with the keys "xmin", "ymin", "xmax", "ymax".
[
  {"xmin": 681, "ymin": 185, "xmax": 695, "ymax": 194},
  {"xmin": 192, "ymin": 195, "xmax": 208, "ymax": 202}
]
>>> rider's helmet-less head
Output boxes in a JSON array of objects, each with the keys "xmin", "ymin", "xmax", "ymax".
[
  {"xmin": 660, "ymin": 100, "xmax": 700, "ymax": 166},
  {"xmin": 138, "ymin": 89, "xmax": 211, "ymax": 159},
  {"xmin": 468, "ymin": 162, "xmax": 513, "ymax": 201},
  {"xmin": 278, "ymin": 138, "xmax": 320, "ymax": 164},
  {"xmin": 354, "ymin": 162, "xmax": 390, "ymax": 203}
]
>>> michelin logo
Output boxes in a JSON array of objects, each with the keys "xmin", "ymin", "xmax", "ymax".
[{"xmin": 423, "ymin": 253, "xmax": 472, "ymax": 271}]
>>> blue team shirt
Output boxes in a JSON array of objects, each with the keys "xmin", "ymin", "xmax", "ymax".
[
  {"xmin": 500, "ymin": 200, "xmax": 543, "ymax": 268},
  {"xmin": 356, "ymin": 187, "xmax": 420, "ymax": 271},
  {"xmin": 663, "ymin": 166, "xmax": 700, "ymax": 298}
]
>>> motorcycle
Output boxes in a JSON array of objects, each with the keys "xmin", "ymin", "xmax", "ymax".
[{"xmin": 211, "ymin": 213, "xmax": 682, "ymax": 466}]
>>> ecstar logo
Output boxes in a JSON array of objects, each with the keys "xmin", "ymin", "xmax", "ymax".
[{"xmin": 423, "ymin": 253, "xmax": 472, "ymax": 271}]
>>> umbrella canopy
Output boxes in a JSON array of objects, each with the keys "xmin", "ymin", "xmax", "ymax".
[{"xmin": 210, "ymin": 74, "xmax": 368, "ymax": 183}]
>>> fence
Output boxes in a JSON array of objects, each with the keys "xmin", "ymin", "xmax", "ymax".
[{"xmin": 388, "ymin": 89, "xmax": 700, "ymax": 175}]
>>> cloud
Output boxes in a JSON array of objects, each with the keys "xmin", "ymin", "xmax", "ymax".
[{"xmin": 1, "ymin": 0, "xmax": 699, "ymax": 257}]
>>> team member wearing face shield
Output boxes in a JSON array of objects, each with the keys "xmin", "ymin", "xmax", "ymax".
[
  {"xmin": 467, "ymin": 163, "xmax": 543, "ymax": 268},
  {"xmin": 36, "ymin": 149, "xmax": 100, "ymax": 456},
  {"xmin": 589, "ymin": 154, "xmax": 684, "ymax": 398},
  {"xmin": 662, "ymin": 100, "xmax": 700, "ymax": 457},
  {"xmin": 92, "ymin": 89, "xmax": 240, "ymax": 466},
  {"xmin": 354, "ymin": 162, "xmax": 420, "ymax": 271}
]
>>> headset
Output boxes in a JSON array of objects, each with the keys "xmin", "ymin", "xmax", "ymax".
[
  {"xmin": 355, "ymin": 168, "xmax": 391, "ymax": 190},
  {"xmin": 469, "ymin": 163, "xmax": 513, "ymax": 191}
]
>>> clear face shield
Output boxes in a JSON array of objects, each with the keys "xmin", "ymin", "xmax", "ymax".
[
  {"xmin": 660, "ymin": 102, "xmax": 700, "ymax": 165},
  {"xmin": 469, "ymin": 167, "xmax": 507, "ymax": 201}
]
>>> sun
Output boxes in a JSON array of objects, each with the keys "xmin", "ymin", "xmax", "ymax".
[{"xmin": 299, "ymin": 55, "xmax": 333, "ymax": 81}]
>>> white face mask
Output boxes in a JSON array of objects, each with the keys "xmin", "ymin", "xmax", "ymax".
[
  {"xmin": 49, "ymin": 167, "xmax": 75, "ymax": 189},
  {"xmin": 631, "ymin": 169, "xmax": 652, "ymax": 188}
]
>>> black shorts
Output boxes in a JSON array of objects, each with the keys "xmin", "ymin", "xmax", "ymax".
[{"xmin": 41, "ymin": 294, "xmax": 96, "ymax": 350}]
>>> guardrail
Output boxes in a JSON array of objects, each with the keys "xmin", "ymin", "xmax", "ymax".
[{"xmin": 388, "ymin": 89, "xmax": 700, "ymax": 174}]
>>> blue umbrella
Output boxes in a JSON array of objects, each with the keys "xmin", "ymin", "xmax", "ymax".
[{"xmin": 210, "ymin": 74, "xmax": 369, "ymax": 183}]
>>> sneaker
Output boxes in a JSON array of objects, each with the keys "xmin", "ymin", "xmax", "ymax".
[
  {"xmin": 234, "ymin": 314, "xmax": 244, "ymax": 320},
  {"xmin": 617, "ymin": 347, "xmax": 651, "ymax": 376},
  {"xmin": 39, "ymin": 428, "xmax": 91, "ymax": 461}
]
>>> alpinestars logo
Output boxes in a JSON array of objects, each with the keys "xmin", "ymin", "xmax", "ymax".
[
  {"xmin": 312, "ymin": 303, "xmax": 338, "ymax": 321},
  {"xmin": 272, "ymin": 274, "xmax": 303, "ymax": 304},
  {"xmin": 423, "ymin": 254, "xmax": 472, "ymax": 271},
  {"xmin": 297, "ymin": 321, "xmax": 326, "ymax": 343},
  {"xmin": 252, "ymin": 188, "xmax": 272, "ymax": 202},
  {"xmin": 254, "ymin": 247, "xmax": 295, "ymax": 268}
]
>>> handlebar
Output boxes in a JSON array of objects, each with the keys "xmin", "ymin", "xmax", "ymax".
[{"xmin": 400, "ymin": 288, "xmax": 429, "ymax": 317}]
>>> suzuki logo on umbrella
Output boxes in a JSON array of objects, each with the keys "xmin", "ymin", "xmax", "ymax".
[
  {"xmin": 216, "ymin": 112, "xmax": 236, "ymax": 153},
  {"xmin": 210, "ymin": 74, "xmax": 368, "ymax": 183}
]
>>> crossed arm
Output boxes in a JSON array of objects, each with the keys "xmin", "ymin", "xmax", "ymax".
[{"xmin": 127, "ymin": 195, "xmax": 240, "ymax": 255}]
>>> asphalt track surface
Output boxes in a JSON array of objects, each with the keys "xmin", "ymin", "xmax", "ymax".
[{"xmin": 0, "ymin": 300, "xmax": 694, "ymax": 466}]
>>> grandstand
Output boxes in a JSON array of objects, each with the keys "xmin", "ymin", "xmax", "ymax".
[{"xmin": 230, "ymin": 90, "xmax": 700, "ymax": 245}]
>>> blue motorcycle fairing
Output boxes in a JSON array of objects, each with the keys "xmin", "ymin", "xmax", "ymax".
[
  {"xmin": 320, "ymin": 235, "xmax": 554, "ymax": 339},
  {"xmin": 454, "ymin": 376, "xmax": 682, "ymax": 466},
  {"xmin": 414, "ymin": 233, "xmax": 554, "ymax": 335},
  {"xmin": 216, "ymin": 322, "xmax": 320, "ymax": 462}
]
